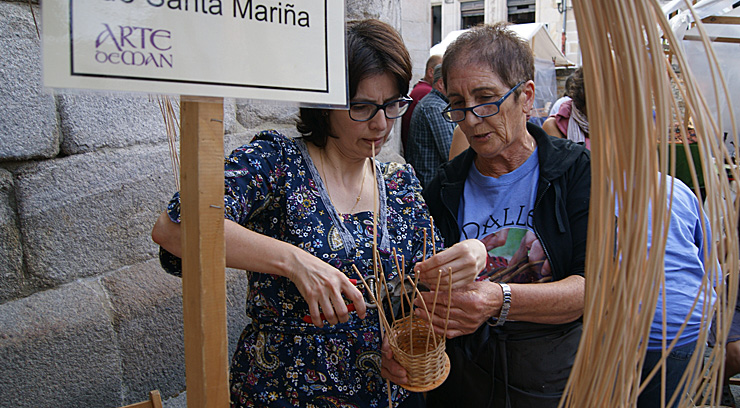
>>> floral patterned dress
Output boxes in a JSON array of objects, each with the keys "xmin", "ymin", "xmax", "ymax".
[{"xmin": 164, "ymin": 130, "xmax": 441, "ymax": 408}]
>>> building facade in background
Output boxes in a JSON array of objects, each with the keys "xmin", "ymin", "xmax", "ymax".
[
  {"xmin": 430, "ymin": 0, "xmax": 675, "ymax": 68},
  {"xmin": 431, "ymin": 0, "xmax": 579, "ymax": 65}
]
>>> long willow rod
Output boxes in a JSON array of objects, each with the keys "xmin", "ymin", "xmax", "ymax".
[
  {"xmin": 369, "ymin": 144, "xmax": 393, "ymax": 408},
  {"xmin": 392, "ymin": 249, "xmax": 407, "ymax": 323},
  {"xmin": 154, "ymin": 95, "xmax": 181, "ymax": 191},
  {"xmin": 409, "ymin": 229, "xmax": 427, "ymax": 313},
  {"xmin": 425, "ymin": 270, "xmax": 444, "ymax": 349},
  {"xmin": 408, "ymin": 229, "xmax": 429, "ymax": 356},
  {"xmin": 560, "ymin": 0, "xmax": 738, "ymax": 407},
  {"xmin": 371, "ymin": 143, "xmax": 380, "ymax": 325},
  {"xmin": 442, "ymin": 268, "xmax": 453, "ymax": 339},
  {"xmin": 353, "ymin": 264, "xmax": 393, "ymax": 336},
  {"xmin": 377, "ymin": 257, "xmax": 397, "ymax": 324}
]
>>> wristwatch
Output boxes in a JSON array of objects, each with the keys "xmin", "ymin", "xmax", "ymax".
[{"xmin": 494, "ymin": 282, "xmax": 511, "ymax": 326}]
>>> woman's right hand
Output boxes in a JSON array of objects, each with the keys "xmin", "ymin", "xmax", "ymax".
[
  {"xmin": 155, "ymin": 216, "xmax": 367, "ymax": 328},
  {"xmin": 285, "ymin": 251, "xmax": 368, "ymax": 328},
  {"xmin": 222, "ymin": 219, "xmax": 368, "ymax": 327},
  {"xmin": 414, "ymin": 238, "xmax": 487, "ymax": 291}
]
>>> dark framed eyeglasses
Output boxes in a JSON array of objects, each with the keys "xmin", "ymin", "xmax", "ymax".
[
  {"xmin": 349, "ymin": 96, "xmax": 413, "ymax": 122},
  {"xmin": 441, "ymin": 81, "xmax": 525, "ymax": 123}
]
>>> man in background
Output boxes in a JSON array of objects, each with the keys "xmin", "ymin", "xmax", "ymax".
[
  {"xmin": 402, "ymin": 54, "xmax": 442, "ymax": 156},
  {"xmin": 406, "ymin": 64, "xmax": 455, "ymax": 188}
]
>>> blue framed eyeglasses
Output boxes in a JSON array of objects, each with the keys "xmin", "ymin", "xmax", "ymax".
[
  {"xmin": 349, "ymin": 96, "xmax": 413, "ymax": 122},
  {"xmin": 441, "ymin": 81, "xmax": 525, "ymax": 123}
]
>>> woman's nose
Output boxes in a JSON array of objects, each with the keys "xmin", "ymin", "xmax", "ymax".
[
  {"xmin": 462, "ymin": 108, "xmax": 482, "ymax": 127},
  {"xmin": 368, "ymin": 109, "xmax": 390, "ymax": 131}
]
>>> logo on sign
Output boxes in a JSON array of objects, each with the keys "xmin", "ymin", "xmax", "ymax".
[{"xmin": 94, "ymin": 24, "xmax": 174, "ymax": 68}]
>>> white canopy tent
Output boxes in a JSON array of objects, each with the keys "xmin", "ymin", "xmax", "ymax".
[
  {"xmin": 678, "ymin": 5, "xmax": 740, "ymax": 152},
  {"xmin": 429, "ymin": 23, "xmax": 574, "ymax": 67}
]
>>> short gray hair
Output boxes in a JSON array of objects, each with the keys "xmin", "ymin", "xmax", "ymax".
[{"xmin": 442, "ymin": 23, "xmax": 533, "ymax": 97}]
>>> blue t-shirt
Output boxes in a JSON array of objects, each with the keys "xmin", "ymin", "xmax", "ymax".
[
  {"xmin": 645, "ymin": 175, "xmax": 714, "ymax": 350},
  {"xmin": 458, "ymin": 150, "xmax": 552, "ymax": 283}
]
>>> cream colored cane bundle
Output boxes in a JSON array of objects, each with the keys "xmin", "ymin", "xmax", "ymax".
[{"xmin": 560, "ymin": 0, "xmax": 739, "ymax": 407}]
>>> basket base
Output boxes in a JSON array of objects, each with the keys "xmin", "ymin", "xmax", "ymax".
[{"xmin": 399, "ymin": 353, "xmax": 451, "ymax": 392}]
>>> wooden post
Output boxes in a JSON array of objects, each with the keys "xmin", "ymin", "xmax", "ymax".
[{"xmin": 179, "ymin": 96, "xmax": 229, "ymax": 408}]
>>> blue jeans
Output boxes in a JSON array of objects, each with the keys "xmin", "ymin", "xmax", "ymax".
[{"xmin": 638, "ymin": 340, "xmax": 697, "ymax": 408}]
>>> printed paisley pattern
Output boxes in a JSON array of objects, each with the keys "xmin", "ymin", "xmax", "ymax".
[{"xmin": 165, "ymin": 130, "xmax": 441, "ymax": 408}]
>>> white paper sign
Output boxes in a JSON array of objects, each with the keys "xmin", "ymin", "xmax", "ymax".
[{"xmin": 43, "ymin": 0, "xmax": 347, "ymax": 105}]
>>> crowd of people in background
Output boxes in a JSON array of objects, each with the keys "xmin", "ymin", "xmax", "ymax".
[
  {"xmin": 406, "ymin": 62, "xmax": 456, "ymax": 188},
  {"xmin": 152, "ymin": 18, "xmax": 732, "ymax": 408}
]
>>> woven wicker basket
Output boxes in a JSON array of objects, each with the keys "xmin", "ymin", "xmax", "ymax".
[{"xmin": 389, "ymin": 315, "xmax": 450, "ymax": 392}]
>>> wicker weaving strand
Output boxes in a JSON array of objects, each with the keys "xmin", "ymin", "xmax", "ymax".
[
  {"xmin": 369, "ymin": 144, "xmax": 395, "ymax": 408},
  {"xmin": 425, "ymin": 270, "xmax": 444, "ymax": 349},
  {"xmin": 154, "ymin": 95, "xmax": 181, "ymax": 191}
]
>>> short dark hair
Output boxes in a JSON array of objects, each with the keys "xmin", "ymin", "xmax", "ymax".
[
  {"xmin": 563, "ymin": 73, "xmax": 575, "ymax": 98},
  {"xmin": 297, "ymin": 19, "xmax": 412, "ymax": 146},
  {"xmin": 442, "ymin": 23, "xmax": 534, "ymax": 100},
  {"xmin": 568, "ymin": 67, "xmax": 586, "ymax": 115}
]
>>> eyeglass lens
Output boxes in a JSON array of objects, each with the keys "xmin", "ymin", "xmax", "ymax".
[
  {"xmin": 443, "ymin": 81, "xmax": 523, "ymax": 123},
  {"xmin": 350, "ymin": 99, "xmax": 409, "ymax": 121},
  {"xmin": 445, "ymin": 104, "xmax": 499, "ymax": 122}
]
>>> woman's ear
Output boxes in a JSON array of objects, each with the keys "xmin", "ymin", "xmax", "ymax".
[{"xmin": 521, "ymin": 80, "xmax": 536, "ymax": 114}]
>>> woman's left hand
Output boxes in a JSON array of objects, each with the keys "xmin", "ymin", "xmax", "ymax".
[
  {"xmin": 414, "ymin": 239, "xmax": 486, "ymax": 291},
  {"xmin": 380, "ymin": 334, "xmax": 409, "ymax": 385}
]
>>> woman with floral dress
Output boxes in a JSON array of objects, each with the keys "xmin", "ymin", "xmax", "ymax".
[{"xmin": 152, "ymin": 19, "xmax": 485, "ymax": 408}]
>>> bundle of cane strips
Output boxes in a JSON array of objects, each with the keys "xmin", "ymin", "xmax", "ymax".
[{"xmin": 559, "ymin": 1, "xmax": 739, "ymax": 407}]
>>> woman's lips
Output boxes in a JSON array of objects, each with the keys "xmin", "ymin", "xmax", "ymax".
[{"xmin": 365, "ymin": 138, "xmax": 385, "ymax": 147}]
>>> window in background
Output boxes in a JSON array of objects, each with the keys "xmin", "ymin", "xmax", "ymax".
[
  {"xmin": 508, "ymin": 0, "xmax": 536, "ymax": 24},
  {"xmin": 460, "ymin": 0, "xmax": 484, "ymax": 29},
  {"xmin": 432, "ymin": 5, "xmax": 442, "ymax": 45}
]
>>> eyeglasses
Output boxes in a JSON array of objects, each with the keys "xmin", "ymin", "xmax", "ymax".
[
  {"xmin": 349, "ymin": 96, "xmax": 413, "ymax": 122},
  {"xmin": 441, "ymin": 81, "xmax": 525, "ymax": 123}
]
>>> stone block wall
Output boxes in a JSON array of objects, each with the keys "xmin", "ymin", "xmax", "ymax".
[
  {"xmin": 0, "ymin": 0, "xmax": 428, "ymax": 406},
  {"xmin": 0, "ymin": 2, "xmax": 59, "ymax": 161}
]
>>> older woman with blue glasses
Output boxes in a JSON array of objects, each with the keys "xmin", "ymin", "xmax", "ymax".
[{"xmin": 381, "ymin": 23, "xmax": 591, "ymax": 408}]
